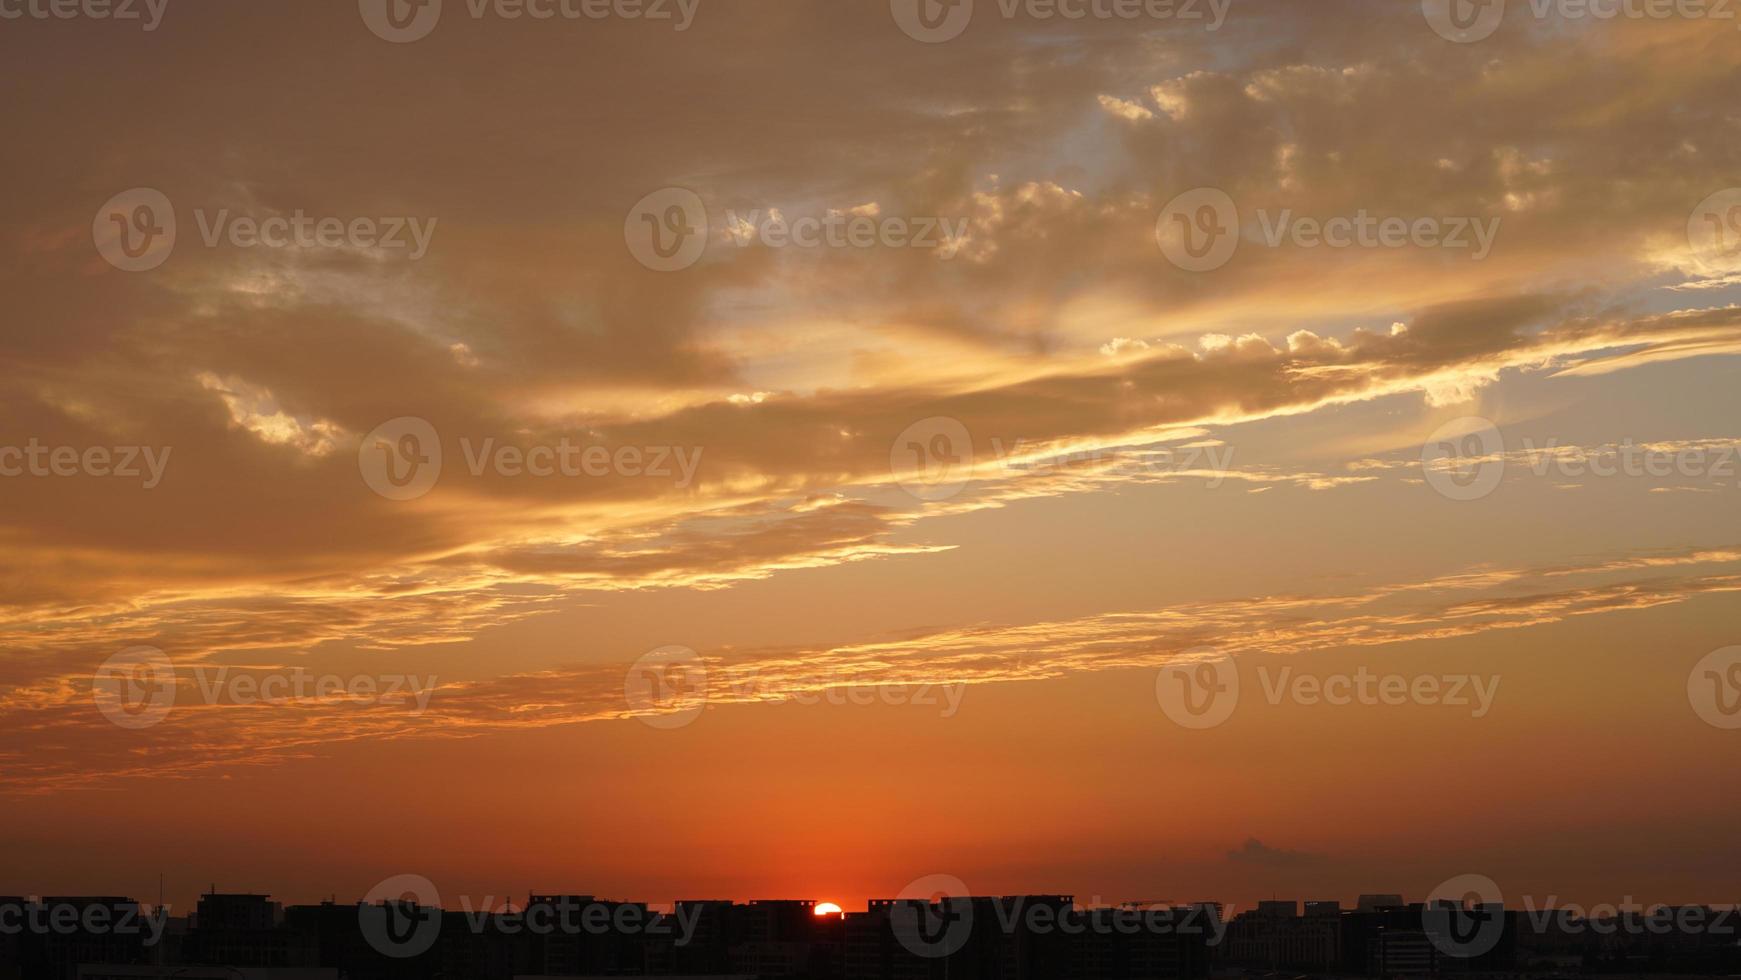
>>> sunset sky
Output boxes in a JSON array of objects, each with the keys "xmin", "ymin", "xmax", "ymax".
[{"xmin": 3, "ymin": 0, "xmax": 1741, "ymax": 917}]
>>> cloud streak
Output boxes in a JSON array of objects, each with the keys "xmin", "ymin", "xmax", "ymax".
[{"xmin": 6, "ymin": 544, "xmax": 1738, "ymax": 792}]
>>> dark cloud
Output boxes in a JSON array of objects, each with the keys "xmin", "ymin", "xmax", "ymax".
[{"xmin": 1227, "ymin": 839, "xmax": 1324, "ymax": 867}]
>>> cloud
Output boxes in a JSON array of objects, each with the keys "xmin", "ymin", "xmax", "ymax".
[
  {"xmin": 7, "ymin": 0, "xmax": 1741, "ymax": 806},
  {"xmin": 7, "ymin": 543, "xmax": 1740, "ymax": 792},
  {"xmin": 1227, "ymin": 839, "xmax": 1323, "ymax": 867}
]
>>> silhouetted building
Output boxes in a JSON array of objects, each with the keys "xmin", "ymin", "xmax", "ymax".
[
  {"xmin": 0, "ymin": 898, "xmax": 24, "ymax": 980},
  {"xmin": 34, "ymin": 898, "xmax": 154, "ymax": 980},
  {"xmin": 843, "ymin": 895, "xmax": 1211, "ymax": 980},
  {"xmin": 77, "ymin": 969, "xmax": 339, "ymax": 979},
  {"xmin": 728, "ymin": 900, "xmax": 841, "ymax": 978},
  {"xmin": 525, "ymin": 894, "xmax": 654, "ymax": 976},
  {"xmin": 670, "ymin": 900, "xmax": 735, "ymax": 975},
  {"xmin": 1068, "ymin": 903, "xmax": 1217, "ymax": 980},
  {"xmin": 187, "ymin": 892, "xmax": 317, "ymax": 968}
]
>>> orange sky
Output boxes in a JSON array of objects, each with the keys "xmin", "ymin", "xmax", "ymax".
[{"xmin": 2, "ymin": 0, "xmax": 1741, "ymax": 917}]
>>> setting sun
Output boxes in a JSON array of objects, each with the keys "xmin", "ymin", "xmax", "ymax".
[{"xmin": 814, "ymin": 902, "xmax": 843, "ymax": 917}]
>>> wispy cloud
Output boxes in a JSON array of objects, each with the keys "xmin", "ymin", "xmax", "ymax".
[{"xmin": 7, "ymin": 544, "xmax": 1738, "ymax": 792}]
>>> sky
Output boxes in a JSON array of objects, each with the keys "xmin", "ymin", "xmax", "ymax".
[{"xmin": 3, "ymin": 0, "xmax": 1741, "ymax": 917}]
